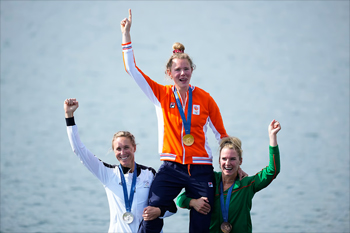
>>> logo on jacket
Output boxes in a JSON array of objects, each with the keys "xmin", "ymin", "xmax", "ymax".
[
  {"xmin": 144, "ymin": 181, "xmax": 150, "ymax": 188},
  {"xmin": 170, "ymin": 102, "xmax": 176, "ymax": 108},
  {"xmin": 208, "ymin": 182, "xmax": 213, "ymax": 187},
  {"xmin": 193, "ymin": 105, "xmax": 200, "ymax": 115}
]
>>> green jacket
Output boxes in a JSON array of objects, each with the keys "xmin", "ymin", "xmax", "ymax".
[{"xmin": 177, "ymin": 146, "xmax": 280, "ymax": 233}]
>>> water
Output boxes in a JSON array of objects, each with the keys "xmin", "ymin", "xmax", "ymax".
[{"xmin": 1, "ymin": 1, "xmax": 349, "ymax": 232}]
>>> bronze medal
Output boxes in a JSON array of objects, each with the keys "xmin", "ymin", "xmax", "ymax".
[
  {"xmin": 122, "ymin": 212, "xmax": 134, "ymax": 224},
  {"xmin": 220, "ymin": 222, "xmax": 232, "ymax": 233},
  {"xmin": 183, "ymin": 134, "xmax": 194, "ymax": 146}
]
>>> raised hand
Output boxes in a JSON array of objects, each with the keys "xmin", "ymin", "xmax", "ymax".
[
  {"xmin": 64, "ymin": 98, "xmax": 79, "ymax": 118},
  {"xmin": 268, "ymin": 119, "xmax": 281, "ymax": 147},
  {"xmin": 120, "ymin": 9, "xmax": 132, "ymax": 34}
]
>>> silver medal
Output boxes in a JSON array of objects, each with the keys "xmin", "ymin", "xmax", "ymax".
[{"xmin": 122, "ymin": 212, "xmax": 134, "ymax": 224}]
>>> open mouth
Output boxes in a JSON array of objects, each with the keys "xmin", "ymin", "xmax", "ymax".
[
  {"xmin": 120, "ymin": 155, "xmax": 129, "ymax": 161},
  {"xmin": 223, "ymin": 166, "xmax": 233, "ymax": 171}
]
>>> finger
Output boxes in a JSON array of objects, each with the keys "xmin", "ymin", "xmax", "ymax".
[
  {"xmin": 128, "ymin": 9, "xmax": 132, "ymax": 23},
  {"xmin": 274, "ymin": 121, "xmax": 280, "ymax": 129},
  {"xmin": 270, "ymin": 119, "xmax": 276, "ymax": 127}
]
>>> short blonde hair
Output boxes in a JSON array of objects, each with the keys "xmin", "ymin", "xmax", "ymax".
[
  {"xmin": 219, "ymin": 136, "xmax": 243, "ymax": 161},
  {"xmin": 111, "ymin": 131, "xmax": 136, "ymax": 150}
]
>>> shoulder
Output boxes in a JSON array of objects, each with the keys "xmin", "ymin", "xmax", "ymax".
[
  {"xmin": 191, "ymin": 85, "xmax": 209, "ymax": 95},
  {"xmin": 98, "ymin": 159, "xmax": 117, "ymax": 169},
  {"xmin": 192, "ymin": 86, "xmax": 215, "ymax": 103},
  {"xmin": 137, "ymin": 163, "xmax": 157, "ymax": 176},
  {"xmin": 213, "ymin": 171, "xmax": 222, "ymax": 182}
]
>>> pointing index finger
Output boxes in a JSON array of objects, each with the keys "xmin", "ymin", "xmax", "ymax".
[{"xmin": 128, "ymin": 9, "xmax": 132, "ymax": 23}]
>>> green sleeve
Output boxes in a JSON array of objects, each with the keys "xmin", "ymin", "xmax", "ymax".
[
  {"xmin": 253, "ymin": 145, "xmax": 280, "ymax": 192},
  {"xmin": 176, "ymin": 191, "xmax": 192, "ymax": 209}
]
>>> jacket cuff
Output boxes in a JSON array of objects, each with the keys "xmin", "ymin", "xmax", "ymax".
[
  {"xmin": 65, "ymin": 117, "xmax": 75, "ymax": 126},
  {"xmin": 122, "ymin": 42, "xmax": 132, "ymax": 51},
  {"xmin": 269, "ymin": 145, "xmax": 279, "ymax": 154}
]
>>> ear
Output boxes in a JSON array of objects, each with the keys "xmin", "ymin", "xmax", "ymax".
[
  {"xmin": 239, "ymin": 157, "xmax": 242, "ymax": 165},
  {"xmin": 166, "ymin": 70, "xmax": 172, "ymax": 78}
]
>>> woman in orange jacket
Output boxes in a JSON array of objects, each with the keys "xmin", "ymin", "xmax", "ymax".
[{"xmin": 120, "ymin": 9, "xmax": 233, "ymax": 233}]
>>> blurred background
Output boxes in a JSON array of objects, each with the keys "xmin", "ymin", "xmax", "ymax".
[{"xmin": 1, "ymin": 1, "xmax": 349, "ymax": 232}]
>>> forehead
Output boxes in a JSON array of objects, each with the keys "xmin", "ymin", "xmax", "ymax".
[
  {"xmin": 172, "ymin": 58, "xmax": 190, "ymax": 67},
  {"xmin": 113, "ymin": 137, "xmax": 133, "ymax": 147},
  {"xmin": 220, "ymin": 148, "xmax": 239, "ymax": 159}
]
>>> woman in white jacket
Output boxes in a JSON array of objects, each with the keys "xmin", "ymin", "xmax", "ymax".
[{"xmin": 64, "ymin": 98, "xmax": 175, "ymax": 233}]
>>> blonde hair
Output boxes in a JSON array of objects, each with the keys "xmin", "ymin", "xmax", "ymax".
[
  {"xmin": 165, "ymin": 42, "xmax": 196, "ymax": 75},
  {"xmin": 219, "ymin": 136, "xmax": 243, "ymax": 161},
  {"xmin": 111, "ymin": 131, "xmax": 136, "ymax": 150}
]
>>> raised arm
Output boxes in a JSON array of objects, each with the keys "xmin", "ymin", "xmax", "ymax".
[
  {"xmin": 121, "ymin": 9, "xmax": 132, "ymax": 44},
  {"xmin": 64, "ymin": 98, "xmax": 111, "ymax": 184},
  {"xmin": 252, "ymin": 119, "xmax": 281, "ymax": 192}
]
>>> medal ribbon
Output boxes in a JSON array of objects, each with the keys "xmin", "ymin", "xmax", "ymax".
[
  {"xmin": 173, "ymin": 87, "xmax": 193, "ymax": 135},
  {"xmin": 220, "ymin": 180, "xmax": 236, "ymax": 223},
  {"xmin": 118, "ymin": 162, "xmax": 137, "ymax": 213}
]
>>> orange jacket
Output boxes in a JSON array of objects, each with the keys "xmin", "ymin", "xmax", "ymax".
[{"xmin": 122, "ymin": 42, "xmax": 228, "ymax": 165}]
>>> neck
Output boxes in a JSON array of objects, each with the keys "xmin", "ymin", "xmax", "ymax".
[
  {"xmin": 176, "ymin": 86, "xmax": 189, "ymax": 103},
  {"xmin": 222, "ymin": 173, "xmax": 237, "ymax": 185},
  {"xmin": 130, "ymin": 163, "xmax": 135, "ymax": 173},
  {"xmin": 121, "ymin": 163, "xmax": 135, "ymax": 174}
]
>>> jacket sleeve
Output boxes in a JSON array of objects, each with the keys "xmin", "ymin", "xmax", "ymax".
[
  {"xmin": 207, "ymin": 94, "xmax": 229, "ymax": 142},
  {"xmin": 176, "ymin": 191, "xmax": 192, "ymax": 209},
  {"xmin": 122, "ymin": 42, "xmax": 163, "ymax": 106},
  {"xmin": 67, "ymin": 123, "xmax": 111, "ymax": 185},
  {"xmin": 253, "ymin": 145, "xmax": 280, "ymax": 192}
]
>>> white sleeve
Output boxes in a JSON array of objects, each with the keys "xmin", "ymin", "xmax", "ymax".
[
  {"xmin": 67, "ymin": 125, "xmax": 111, "ymax": 184},
  {"xmin": 122, "ymin": 43, "xmax": 161, "ymax": 106}
]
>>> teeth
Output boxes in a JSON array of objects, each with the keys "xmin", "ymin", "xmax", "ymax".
[{"xmin": 225, "ymin": 167, "xmax": 232, "ymax": 170}]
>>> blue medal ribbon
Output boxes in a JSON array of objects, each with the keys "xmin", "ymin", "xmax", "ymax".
[
  {"xmin": 220, "ymin": 179, "xmax": 236, "ymax": 223},
  {"xmin": 118, "ymin": 163, "xmax": 137, "ymax": 213},
  {"xmin": 173, "ymin": 87, "xmax": 193, "ymax": 135}
]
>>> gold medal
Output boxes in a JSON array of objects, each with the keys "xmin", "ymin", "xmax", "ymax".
[
  {"xmin": 122, "ymin": 212, "xmax": 134, "ymax": 224},
  {"xmin": 183, "ymin": 134, "xmax": 194, "ymax": 146},
  {"xmin": 220, "ymin": 222, "xmax": 232, "ymax": 233}
]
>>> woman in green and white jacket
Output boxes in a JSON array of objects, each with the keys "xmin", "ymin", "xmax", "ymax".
[{"xmin": 176, "ymin": 119, "xmax": 281, "ymax": 233}]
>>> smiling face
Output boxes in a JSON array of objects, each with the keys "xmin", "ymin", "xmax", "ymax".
[
  {"xmin": 219, "ymin": 147, "xmax": 242, "ymax": 178},
  {"xmin": 168, "ymin": 58, "xmax": 193, "ymax": 91},
  {"xmin": 113, "ymin": 137, "xmax": 136, "ymax": 170}
]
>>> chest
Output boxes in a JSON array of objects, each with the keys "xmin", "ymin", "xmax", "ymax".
[
  {"xmin": 163, "ymin": 90, "xmax": 209, "ymax": 127},
  {"xmin": 107, "ymin": 171, "xmax": 152, "ymax": 205}
]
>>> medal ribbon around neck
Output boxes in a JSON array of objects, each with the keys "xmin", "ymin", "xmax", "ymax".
[
  {"xmin": 220, "ymin": 179, "xmax": 236, "ymax": 223},
  {"xmin": 173, "ymin": 87, "xmax": 193, "ymax": 136},
  {"xmin": 118, "ymin": 162, "xmax": 137, "ymax": 213}
]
